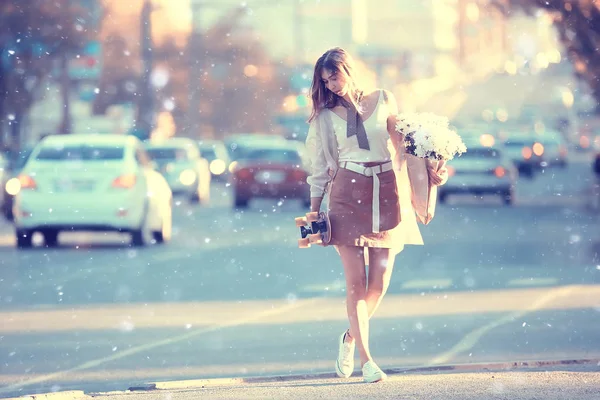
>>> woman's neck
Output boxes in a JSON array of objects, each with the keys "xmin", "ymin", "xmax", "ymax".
[{"xmin": 341, "ymin": 90, "xmax": 360, "ymax": 105}]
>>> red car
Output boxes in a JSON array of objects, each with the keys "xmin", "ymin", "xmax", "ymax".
[{"xmin": 230, "ymin": 141, "xmax": 310, "ymax": 209}]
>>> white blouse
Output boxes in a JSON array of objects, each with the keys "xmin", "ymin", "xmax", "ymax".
[
  {"xmin": 331, "ymin": 90, "xmax": 392, "ymax": 163},
  {"xmin": 305, "ymin": 89, "xmax": 395, "ymax": 198},
  {"xmin": 303, "ymin": 89, "xmax": 424, "ymax": 249}
]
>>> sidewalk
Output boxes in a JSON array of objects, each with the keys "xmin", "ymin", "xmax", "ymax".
[{"xmin": 10, "ymin": 361, "xmax": 600, "ymax": 400}]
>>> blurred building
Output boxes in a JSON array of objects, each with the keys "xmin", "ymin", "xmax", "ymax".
[{"xmin": 190, "ymin": 0, "xmax": 507, "ymax": 114}]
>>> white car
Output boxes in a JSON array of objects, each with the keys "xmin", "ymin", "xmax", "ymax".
[
  {"xmin": 146, "ymin": 138, "xmax": 211, "ymax": 204},
  {"xmin": 13, "ymin": 134, "xmax": 173, "ymax": 248},
  {"xmin": 197, "ymin": 139, "xmax": 231, "ymax": 182},
  {"xmin": 439, "ymin": 143, "xmax": 517, "ymax": 206},
  {"xmin": 0, "ymin": 153, "xmax": 6, "ymax": 207}
]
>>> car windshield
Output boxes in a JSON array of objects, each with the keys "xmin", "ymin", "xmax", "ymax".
[
  {"xmin": 146, "ymin": 148, "xmax": 188, "ymax": 161},
  {"xmin": 35, "ymin": 145, "xmax": 124, "ymax": 161},
  {"xmin": 12, "ymin": 149, "xmax": 33, "ymax": 169},
  {"xmin": 238, "ymin": 148, "xmax": 301, "ymax": 163},
  {"xmin": 460, "ymin": 147, "xmax": 501, "ymax": 159},
  {"xmin": 199, "ymin": 147, "xmax": 217, "ymax": 161},
  {"xmin": 503, "ymin": 139, "xmax": 533, "ymax": 147}
]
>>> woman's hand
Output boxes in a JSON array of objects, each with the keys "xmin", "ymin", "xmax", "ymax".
[{"xmin": 427, "ymin": 162, "xmax": 448, "ymax": 186}]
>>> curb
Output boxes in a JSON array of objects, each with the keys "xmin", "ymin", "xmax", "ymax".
[
  {"xmin": 5, "ymin": 390, "xmax": 88, "ymax": 400},
  {"xmin": 129, "ymin": 358, "xmax": 600, "ymax": 392}
]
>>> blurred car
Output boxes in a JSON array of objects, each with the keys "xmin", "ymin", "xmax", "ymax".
[
  {"xmin": 197, "ymin": 139, "xmax": 231, "ymax": 182},
  {"xmin": 13, "ymin": 134, "xmax": 173, "ymax": 249},
  {"xmin": 1, "ymin": 147, "xmax": 34, "ymax": 221},
  {"xmin": 146, "ymin": 137, "xmax": 211, "ymax": 204},
  {"xmin": 0, "ymin": 153, "xmax": 6, "ymax": 209},
  {"xmin": 535, "ymin": 132, "xmax": 568, "ymax": 168},
  {"xmin": 593, "ymin": 149, "xmax": 600, "ymax": 178},
  {"xmin": 229, "ymin": 140, "xmax": 310, "ymax": 209},
  {"xmin": 439, "ymin": 143, "xmax": 517, "ymax": 205},
  {"xmin": 224, "ymin": 133, "xmax": 288, "ymax": 165},
  {"xmin": 500, "ymin": 134, "xmax": 542, "ymax": 178}
]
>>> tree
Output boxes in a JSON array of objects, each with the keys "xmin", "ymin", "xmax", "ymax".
[
  {"xmin": 185, "ymin": 8, "xmax": 286, "ymax": 139},
  {"xmin": 92, "ymin": 34, "xmax": 139, "ymax": 115},
  {"xmin": 495, "ymin": 0, "xmax": 600, "ymax": 111},
  {"xmin": 0, "ymin": 0, "xmax": 96, "ymax": 150}
]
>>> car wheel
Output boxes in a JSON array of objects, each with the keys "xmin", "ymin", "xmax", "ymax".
[
  {"xmin": 502, "ymin": 190, "xmax": 514, "ymax": 206},
  {"xmin": 190, "ymin": 185, "xmax": 209, "ymax": 205},
  {"xmin": 234, "ymin": 195, "xmax": 249, "ymax": 209},
  {"xmin": 153, "ymin": 200, "xmax": 172, "ymax": 244},
  {"xmin": 189, "ymin": 186, "xmax": 200, "ymax": 204},
  {"xmin": 438, "ymin": 192, "xmax": 448, "ymax": 204},
  {"xmin": 520, "ymin": 165, "xmax": 534, "ymax": 179},
  {"xmin": 16, "ymin": 230, "xmax": 33, "ymax": 249},
  {"xmin": 43, "ymin": 229, "xmax": 59, "ymax": 247},
  {"xmin": 131, "ymin": 209, "xmax": 152, "ymax": 247},
  {"xmin": 2, "ymin": 205, "xmax": 13, "ymax": 222},
  {"xmin": 559, "ymin": 160, "xmax": 567, "ymax": 168}
]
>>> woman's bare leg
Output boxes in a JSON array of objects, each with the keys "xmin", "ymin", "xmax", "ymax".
[
  {"xmin": 338, "ymin": 245, "xmax": 371, "ymax": 366},
  {"xmin": 365, "ymin": 247, "xmax": 396, "ymax": 318}
]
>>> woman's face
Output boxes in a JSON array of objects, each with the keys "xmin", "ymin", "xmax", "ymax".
[{"xmin": 321, "ymin": 68, "xmax": 348, "ymax": 97}]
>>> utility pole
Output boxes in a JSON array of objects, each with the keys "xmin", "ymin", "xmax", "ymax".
[
  {"xmin": 135, "ymin": 0, "xmax": 154, "ymax": 141},
  {"xmin": 293, "ymin": 0, "xmax": 304, "ymax": 64},
  {"xmin": 187, "ymin": 1, "xmax": 202, "ymax": 138},
  {"xmin": 58, "ymin": 53, "xmax": 72, "ymax": 134},
  {"xmin": 457, "ymin": 0, "xmax": 466, "ymax": 67}
]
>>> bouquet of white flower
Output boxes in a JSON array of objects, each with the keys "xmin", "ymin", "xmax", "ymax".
[
  {"xmin": 393, "ymin": 112, "xmax": 466, "ymax": 225},
  {"xmin": 394, "ymin": 112, "xmax": 467, "ymax": 161}
]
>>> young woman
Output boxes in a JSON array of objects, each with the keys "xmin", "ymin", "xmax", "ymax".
[{"xmin": 305, "ymin": 47, "xmax": 446, "ymax": 383}]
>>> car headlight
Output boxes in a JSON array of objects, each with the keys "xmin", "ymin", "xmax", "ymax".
[
  {"xmin": 6, "ymin": 177, "xmax": 21, "ymax": 196},
  {"xmin": 179, "ymin": 169, "xmax": 196, "ymax": 186},
  {"xmin": 210, "ymin": 159, "xmax": 227, "ymax": 175}
]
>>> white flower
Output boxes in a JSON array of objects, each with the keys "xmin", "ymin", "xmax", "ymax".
[{"xmin": 394, "ymin": 112, "xmax": 467, "ymax": 161}]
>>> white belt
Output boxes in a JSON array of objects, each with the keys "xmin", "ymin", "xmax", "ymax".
[{"xmin": 339, "ymin": 161, "xmax": 393, "ymax": 233}]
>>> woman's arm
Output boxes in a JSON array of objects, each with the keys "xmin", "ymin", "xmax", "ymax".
[
  {"xmin": 384, "ymin": 90, "xmax": 406, "ymax": 163},
  {"xmin": 305, "ymin": 118, "xmax": 330, "ymax": 211}
]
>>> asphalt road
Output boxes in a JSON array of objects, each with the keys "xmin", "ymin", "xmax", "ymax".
[
  {"xmin": 2, "ymin": 69, "xmax": 600, "ymax": 398},
  {"xmin": 0, "ymin": 150, "xmax": 599, "ymax": 398}
]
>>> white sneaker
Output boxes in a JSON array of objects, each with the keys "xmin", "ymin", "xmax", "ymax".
[
  {"xmin": 362, "ymin": 360, "xmax": 387, "ymax": 383},
  {"xmin": 335, "ymin": 330, "xmax": 355, "ymax": 378}
]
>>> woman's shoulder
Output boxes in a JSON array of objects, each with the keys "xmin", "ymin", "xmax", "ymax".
[{"xmin": 364, "ymin": 88, "xmax": 394, "ymax": 101}]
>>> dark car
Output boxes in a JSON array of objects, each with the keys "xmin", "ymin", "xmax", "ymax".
[
  {"xmin": 501, "ymin": 134, "xmax": 543, "ymax": 178},
  {"xmin": 229, "ymin": 141, "xmax": 310, "ymax": 209},
  {"xmin": 1, "ymin": 147, "xmax": 34, "ymax": 221}
]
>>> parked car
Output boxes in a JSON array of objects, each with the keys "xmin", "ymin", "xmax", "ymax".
[
  {"xmin": 146, "ymin": 137, "xmax": 211, "ymax": 204},
  {"xmin": 197, "ymin": 139, "xmax": 231, "ymax": 182},
  {"xmin": 0, "ymin": 153, "xmax": 6, "ymax": 212},
  {"xmin": 229, "ymin": 140, "xmax": 310, "ymax": 209},
  {"xmin": 535, "ymin": 131, "xmax": 568, "ymax": 168},
  {"xmin": 13, "ymin": 134, "xmax": 173, "ymax": 248},
  {"xmin": 439, "ymin": 142, "xmax": 517, "ymax": 205},
  {"xmin": 1, "ymin": 147, "xmax": 34, "ymax": 221},
  {"xmin": 224, "ymin": 134, "xmax": 288, "ymax": 165},
  {"xmin": 593, "ymin": 149, "xmax": 600, "ymax": 178},
  {"xmin": 500, "ymin": 133, "xmax": 542, "ymax": 178}
]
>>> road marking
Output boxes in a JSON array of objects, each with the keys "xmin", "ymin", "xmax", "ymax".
[
  {"xmin": 0, "ymin": 297, "xmax": 318, "ymax": 394},
  {"xmin": 507, "ymin": 277, "xmax": 559, "ymax": 287},
  {"xmin": 401, "ymin": 279, "xmax": 453, "ymax": 290},
  {"xmin": 298, "ymin": 280, "xmax": 346, "ymax": 293},
  {"xmin": 427, "ymin": 285, "xmax": 576, "ymax": 366}
]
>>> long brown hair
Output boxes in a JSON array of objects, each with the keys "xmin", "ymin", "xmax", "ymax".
[{"xmin": 308, "ymin": 47, "xmax": 363, "ymax": 122}]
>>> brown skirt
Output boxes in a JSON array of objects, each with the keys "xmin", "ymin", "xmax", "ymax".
[{"xmin": 328, "ymin": 167, "xmax": 401, "ymax": 248}]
